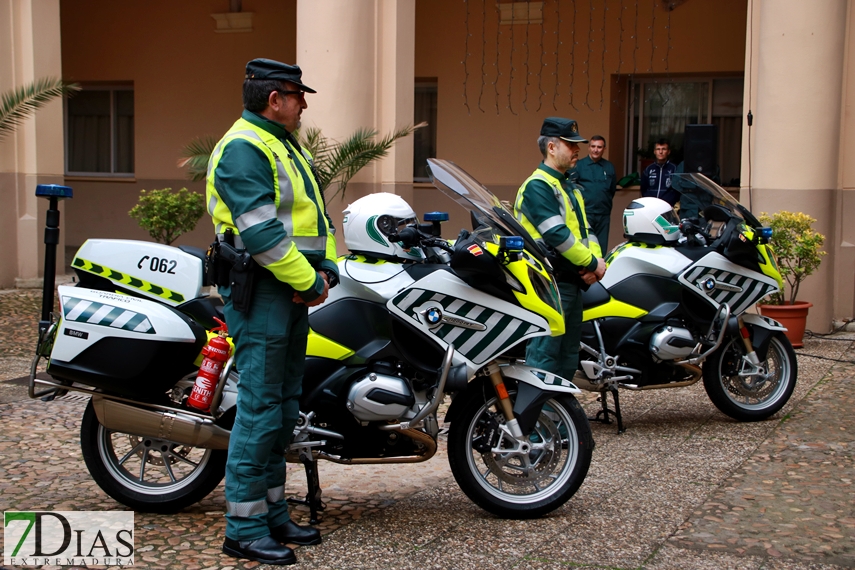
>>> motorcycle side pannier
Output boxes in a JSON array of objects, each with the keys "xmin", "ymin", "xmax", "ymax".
[{"xmin": 46, "ymin": 286, "xmax": 207, "ymax": 399}]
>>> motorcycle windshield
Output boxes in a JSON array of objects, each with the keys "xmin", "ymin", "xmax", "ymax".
[
  {"xmin": 425, "ymin": 158, "xmax": 548, "ymax": 266},
  {"xmin": 671, "ymin": 173, "xmax": 762, "ymax": 228}
]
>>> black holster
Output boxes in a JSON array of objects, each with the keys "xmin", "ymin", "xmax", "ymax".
[{"xmin": 206, "ymin": 238, "xmax": 257, "ymax": 312}]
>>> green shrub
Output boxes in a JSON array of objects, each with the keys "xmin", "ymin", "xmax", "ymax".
[
  {"xmin": 129, "ymin": 187, "xmax": 205, "ymax": 245},
  {"xmin": 758, "ymin": 210, "xmax": 826, "ymax": 305}
]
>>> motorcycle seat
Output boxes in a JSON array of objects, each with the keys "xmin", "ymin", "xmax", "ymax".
[
  {"xmin": 581, "ymin": 282, "xmax": 610, "ymax": 310},
  {"xmin": 178, "ymin": 296, "xmax": 225, "ymax": 331}
]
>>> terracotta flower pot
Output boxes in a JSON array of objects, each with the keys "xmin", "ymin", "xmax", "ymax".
[{"xmin": 757, "ymin": 301, "xmax": 813, "ymax": 348}]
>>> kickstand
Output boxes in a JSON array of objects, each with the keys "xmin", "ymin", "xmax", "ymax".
[
  {"xmin": 286, "ymin": 448, "xmax": 325, "ymax": 524},
  {"xmin": 588, "ymin": 388, "xmax": 625, "ymax": 434}
]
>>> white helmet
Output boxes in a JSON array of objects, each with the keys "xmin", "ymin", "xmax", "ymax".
[
  {"xmin": 623, "ymin": 197, "xmax": 681, "ymax": 245},
  {"xmin": 342, "ymin": 193, "xmax": 424, "ymax": 261}
]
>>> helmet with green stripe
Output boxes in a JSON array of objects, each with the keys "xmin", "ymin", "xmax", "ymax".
[
  {"xmin": 342, "ymin": 193, "xmax": 424, "ymax": 261},
  {"xmin": 623, "ymin": 197, "xmax": 682, "ymax": 245}
]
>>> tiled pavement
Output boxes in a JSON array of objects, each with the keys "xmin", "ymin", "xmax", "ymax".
[{"xmin": 0, "ymin": 289, "xmax": 852, "ymax": 569}]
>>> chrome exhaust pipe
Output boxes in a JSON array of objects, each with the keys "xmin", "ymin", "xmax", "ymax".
[{"xmin": 91, "ymin": 397, "xmax": 230, "ymax": 450}]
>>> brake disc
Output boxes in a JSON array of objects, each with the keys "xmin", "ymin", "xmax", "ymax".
[
  {"xmin": 726, "ymin": 356, "xmax": 777, "ymax": 400},
  {"xmin": 481, "ymin": 413, "xmax": 561, "ymax": 486}
]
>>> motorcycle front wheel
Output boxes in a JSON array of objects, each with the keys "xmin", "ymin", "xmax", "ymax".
[
  {"xmin": 703, "ymin": 331, "xmax": 797, "ymax": 421},
  {"xmin": 80, "ymin": 400, "xmax": 227, "ymax": 513},
  {"xmin": 448, "ymin": 388, "xmax": 593, "ymax": 519}
]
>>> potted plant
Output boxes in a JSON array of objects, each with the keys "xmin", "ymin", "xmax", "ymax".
[
  {"xmin": 756, "ymin": 210, "xmax": 826, "ymax": 347},
  {"xmin": 129, "ymin": 187, "xmax": 205, "ymax": 245}
]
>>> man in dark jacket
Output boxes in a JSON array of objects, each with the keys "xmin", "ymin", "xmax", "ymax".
[{"xmin": 640, "ymin": 139, "xmax": 679, "ymax": 205}]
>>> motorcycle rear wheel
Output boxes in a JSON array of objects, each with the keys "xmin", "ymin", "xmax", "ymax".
[
  {"xmin": 448, "ymin": 388, "xmax": 593, "ymax": 519},
  {"xmin": 703, "ymin": 331, "xmax": 797, "ymax": 421},
  {"xmin": 80, "ymin": 400, "xmax": 227, "ymax": 513}
]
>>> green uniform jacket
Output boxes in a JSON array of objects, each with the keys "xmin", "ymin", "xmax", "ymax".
[
  {"xmin": 206, "ymin": 110, "xmax": 338, "ymax": 302},
  {"xmin": 514, "ymin": 163, "xmax": 602, "ymax": 275},
  {"xmin": 573, "ymin": 156, "xmax": 617, "ymax": 218}
]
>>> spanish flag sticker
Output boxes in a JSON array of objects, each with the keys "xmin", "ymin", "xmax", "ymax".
[{"xmin": 467, "ymin": 244, "xmax": 484, "ymax": 256}]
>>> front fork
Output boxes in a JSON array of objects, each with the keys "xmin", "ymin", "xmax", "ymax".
[
  {"xmin": 736, "ymin": 317, "xmax": 765, "ymax": 379},
  {"xmin": 485, "ymin": 361, "xmax": 524, "ymax": 438}
]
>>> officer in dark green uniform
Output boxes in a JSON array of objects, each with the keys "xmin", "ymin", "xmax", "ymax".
[
  {"xmin": 514, "ymin": 118, "xmax": 606, "ymax": 381},
  {"xmin": 206, "ymin": 59, "xmax": 338, "ymax": 566},
  {"xmin": 572, "ymin": 135, "xmax": 617, "ymax": 251}
]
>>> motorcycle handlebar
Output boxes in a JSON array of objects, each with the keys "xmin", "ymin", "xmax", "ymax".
[{"xmin": 389, "ymin": 226, "xmax": 454, "ymax": 253}]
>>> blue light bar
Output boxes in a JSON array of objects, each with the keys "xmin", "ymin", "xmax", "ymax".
[
  {"xmin": 35, "ymin": 184, "xmax": 73, "ymax": 199},
  {"xmin": 760, "ymin": 227, "xmax": 773, "ymax": 239},
  {"xmin": 423, "ymin": 211, "xmax": 449, "ymax": 222},
  {"xmin": 500, "ymin": 236, "xmax": 525, "ymax": 251}
]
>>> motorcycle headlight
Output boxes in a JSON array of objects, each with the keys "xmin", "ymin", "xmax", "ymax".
[
  {"xmin": 503, "ymin": 267, "xmax": 526, "ymax": 293},
  {"xmin": 527, "ymin": 265, "xmax": 561, "ymax": 313}
]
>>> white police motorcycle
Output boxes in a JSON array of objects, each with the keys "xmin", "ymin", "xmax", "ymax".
[{"xmin": 30, "ymin": 159, "xmax": 593, "ymax": 520}]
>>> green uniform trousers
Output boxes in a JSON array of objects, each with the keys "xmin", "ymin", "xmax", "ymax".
[
  {"xmin": 222, "ymin": 273, "xmax": 308, "ymax": 541},
  {"xmin": 525, "ymin": 281, "xmax": 583, "ymax": 381}
]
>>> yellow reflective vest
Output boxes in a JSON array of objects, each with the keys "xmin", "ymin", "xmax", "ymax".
[
  {"xmin": 206, "ymin": 113, "xmax": 337, "ymax": 294},
  {"xmin": 514, "ymin": 165, "xmax": 602, "ymax": 270}
]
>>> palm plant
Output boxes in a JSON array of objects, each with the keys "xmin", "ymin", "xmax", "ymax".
[
  {"xmin": 177, "ymin": 135, "xmax": 218, "ymax": 183},
  {"xmin": 301, "ymin": 122, "xmax": 425, "ymax": 199},
  {"xmin": 0, "ymin": 77, "xmax": 79, "ymax": 141},
  {"xmin": 179, "ymin": 123, "xmax": 425, "ymax": 200}
]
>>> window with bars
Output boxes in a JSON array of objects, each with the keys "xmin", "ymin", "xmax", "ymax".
[
  {"xmin": 66, "ymin": 86, "xmax": 134, "ymax": 176},
  {"xmin": 627, "ymin": 77, "xmax": 743, "ymax": 186}
]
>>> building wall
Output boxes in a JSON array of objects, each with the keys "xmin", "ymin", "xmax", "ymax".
[
  {"xmin": 60, "ymin": 0, "xmax": 298, "ymax": 250},
  {"xmin": 0, "ymin": 0, "xmax": 66, "ymax": 288},
  {"xmin": 414, "ymin": 0, "xmax": 748, "ymax": 190},
  {"xmin": 412, "ymin": 0, "xmax": 748, "ymax": 253},
  {"xmin": 741, "ymin": 0, "xmax": 853, "ymax": 331},
  {"xmin": 836, "ymin": 0, "xmax": 855, "ymax": 321}
]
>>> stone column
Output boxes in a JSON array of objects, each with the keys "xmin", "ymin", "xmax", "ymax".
[
  {"xmin": 0, "ymin": 0, "xmax": 66, "ymax": 288},
  {"xmin": 747, "ymin": 0, "xmax": 848, "ymax": 331},
  {"xmin": 836, "ymin": 1, "xmax": 855, "ymax": 324},
  {"xmin": 296, "ymin": 0, "xmax": 415, "ymax": 249}
]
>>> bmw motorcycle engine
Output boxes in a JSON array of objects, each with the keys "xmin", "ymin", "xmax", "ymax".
[
  {"xmin": 648, "ymin": 325, "xmax": 698, "ymax": 361},
  {"xmin": 346, "ymin": 372, "xmax": 416, "ymax": 422}
]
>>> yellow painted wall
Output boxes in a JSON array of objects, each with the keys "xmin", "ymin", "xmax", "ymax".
[
  {"xmin": 60, "ymin": 0, "xmax": 297, "ymax": 248},
  {"xmin": 414, "ymin": 0, "xmax": 748, "ymax": 187},
  {"xmin": 57, "ymin": 0, "xmax": 746, "ymax": 253}
]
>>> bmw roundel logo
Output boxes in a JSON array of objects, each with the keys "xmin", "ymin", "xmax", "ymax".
[
  {"xmin": 703, "ymin": 277, "xmax": 716, "ymax": 292},
  {"xmin": 425, "ymin": 307, "xmax": 442, "ymax": 325}
]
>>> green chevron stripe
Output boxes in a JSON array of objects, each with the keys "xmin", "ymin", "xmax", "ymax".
[
  {"xmin": 62, "ymin": 297, "xmax": 156, "ymax": 334},
  {"xmin": 71, "ymin": 256, "xmax": 186, "ymax": 304}
]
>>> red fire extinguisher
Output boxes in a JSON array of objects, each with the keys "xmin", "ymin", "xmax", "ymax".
[{"xmin": 187, "ymin": 317, "xmax": 232, "ymax": 412}]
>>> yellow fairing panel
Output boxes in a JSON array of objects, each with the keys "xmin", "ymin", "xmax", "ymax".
[
  {"xmin": 307, "ymin": 329, "xmax": 355, "ymax": 360},
  {"xmin": 484, "ymin": 240, "xmax": 564, "ymax": 336},
  {"xmin": 583, "ymin": 298, "xmax": 648, "ymax": 321},
  {"xmin": 758, "ymin": 244, "xmax": 784, "ymax": 290}
]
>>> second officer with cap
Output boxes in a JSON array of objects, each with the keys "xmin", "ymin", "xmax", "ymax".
[
  {"xmin": 513, "ymin": 117, "xmax": 606, "ymax": 381},
  {"xmin": 206, "ymin": 58, "xmax": 337, "ymax": 565}
]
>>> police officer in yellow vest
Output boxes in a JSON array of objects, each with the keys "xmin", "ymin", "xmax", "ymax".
[
  {"xmin": 514, "ymin": 118, "xmax": 606, "ymax": 381},
  {"xmin": 206, "ymin": 58, "xmax": 337, "ymax": 566}
]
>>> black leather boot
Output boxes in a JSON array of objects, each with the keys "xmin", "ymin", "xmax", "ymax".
[
  {"xmin": 270, "ymin": 520, "xmax": 322, "ymax": 546},
  {"xmin": 222, "ymin": 535, "xmax": 297, "ymax": 565}
]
